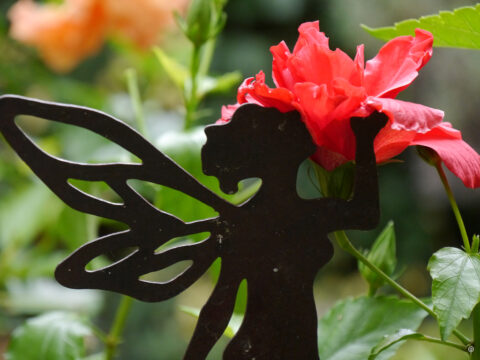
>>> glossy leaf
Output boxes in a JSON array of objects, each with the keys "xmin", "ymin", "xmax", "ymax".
[
  {"xmin": 428, "ymin": 247, "xmax": 480, "ymax": 340},
  {"xmin": 359, "ymin": 221, "xmax": 397, "ymax": 294},
  {"xmin": 363, "ymin": 5, "xmax": 480, "ymax": 49},
  {"xmin": 6, "ymin": 312, "xmax": 93, "ymax": 360},
  {"xmin": 318, "ymin": 296, "xmax": 427, "ymax": 360}
]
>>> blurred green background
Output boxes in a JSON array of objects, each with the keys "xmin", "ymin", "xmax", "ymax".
[{"xmin": 1, "ymin": 0, "xmax": 480, "ymax": 359}]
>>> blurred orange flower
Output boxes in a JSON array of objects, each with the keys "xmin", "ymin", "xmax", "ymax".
[
  {"xmin": 8, "ymin": 0, "xmax": 188, "ymax": 73},
  {"xmin": 8, "ymin": 0, "xmax": 106, "ymax": 73},
  {"xmin": 106, "ymin": 0, "xmax": 188, "ymax": 49}
]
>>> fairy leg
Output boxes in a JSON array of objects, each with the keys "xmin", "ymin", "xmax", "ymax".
[{"xmin": 183, "ymin": 265, "xmax": 240, "ymax": 360}]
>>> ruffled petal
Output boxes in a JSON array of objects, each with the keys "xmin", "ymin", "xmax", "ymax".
[
  {"xmin": 411, "ymin": 123, "xmax": 480, "ymax": 188},
  {"xmin": 373, "ymin": 125, "xmax": 415, "ymax": 163},
  {"xmin": 364, "ymin": 29, "xmax": 433, "ymax": 98},
  {"xmin": 237, "ymin": 72, "xmax": 296, "ymax": 112},
  {"xmin": 293, "ymin": 21, "xmax": 329, "ymax": 53},
  {"xmin": 271, "ymin": 41, "xmax": 294, "ymax": 89},
  {"xmin": 366, "ymin": 97, "xmax": 443, "ymax": 133},
  {"xmin": 273, "ymin": 21, "xmax": 360, "ymax": 88},
  {"xmin": 218, "ymin": 103, "xmax": 241, "ymax": 123}
]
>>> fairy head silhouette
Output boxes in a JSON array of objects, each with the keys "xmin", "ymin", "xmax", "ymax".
[
  {"xmin": 0, "ymin": 95, "xmax": 387, "ymax": 360},
  {"xmin": 202, "ymin": 105, "xmax": 316, "ymax": 194}
]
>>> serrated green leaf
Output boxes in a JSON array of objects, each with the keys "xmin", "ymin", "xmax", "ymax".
[
  {"xmin": 359, "ymin": 221, "xmax": 397, "ymax": 294},
  {"xmin": 428, "ymin": 247, "xmax": 480, "ymax": 340},
  {"xmin": 363, "ymin": 4, "xmax": 480, "ymax": 49},
  {"xmin": 153, "ymin": 47, "xmax": 189, "ymax": 89},
  {"xmin": 369, "ymin": 329, "xmax": 424, "ymax": 359},
  {"xmin": 180, "ymin": 305, "xmax": 243, "ymax": 338},
  {"xmin": 318, "ymin": 296, "xmax": 427, "ymax": 360},
  {"xmin": 6, "ymin": 312, "xmax": 93, "ymax": 360}
]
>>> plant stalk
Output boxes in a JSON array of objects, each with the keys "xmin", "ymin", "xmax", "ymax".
[
  {"xmin": 471, "ymin": 303, "xmax": 480, "ymax": 359},
  {"xmin": 416, "ymin": 335, "xmax": 468, "ymax": 352},
  {"xmin": 125, "ymin": 68, "xmax": 147, "ymax": 137},
  {"xmin": 334, "ymin": 231, "xmax": 471, "ymax": 345},
  {"xmin": 185, "ymin": 44, "xmax": 202, "ymax": 130},
  {"xmin": 104, "ymin": 296, "xmax": 134, "ymax": 360},
  {"xmin": 435, "ymin": 163, "xmax": 471, "ymax": 252}
]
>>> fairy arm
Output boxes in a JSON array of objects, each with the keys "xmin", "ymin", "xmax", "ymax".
[{"xmin": 321, "ymin": 111, "xmax": 388, "ymax": 232}]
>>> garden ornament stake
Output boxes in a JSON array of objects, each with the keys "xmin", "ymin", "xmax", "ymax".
[{"xmin": 0, "ymin": 95, "xmax": 387, "ymax": 360}]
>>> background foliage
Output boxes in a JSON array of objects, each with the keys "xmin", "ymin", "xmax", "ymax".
[{"xmin": 0, "ymin": 0, "xmax": 480, "ymax": 359}]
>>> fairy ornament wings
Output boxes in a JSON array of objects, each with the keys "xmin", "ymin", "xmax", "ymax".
[{"xmin": 0, "ymin": 95, "xmax": 387, "ymax": 360}]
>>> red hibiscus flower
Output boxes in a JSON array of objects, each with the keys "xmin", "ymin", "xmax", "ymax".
[{"xmin": 219, "ymin": 21, "xmax": 480, "ymax": 188}]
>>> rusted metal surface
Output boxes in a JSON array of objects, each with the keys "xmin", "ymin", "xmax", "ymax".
[{"xmin": 0, "ymin": 95, "xmax": 386, "ymax": 359}]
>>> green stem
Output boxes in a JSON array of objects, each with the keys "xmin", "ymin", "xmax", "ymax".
[
  {"xmin": 416, "ymin": 335, "xmax": 468, "ymax": 352},
  {"xmin": 472, "ymin": 303, "xmax": 480, "ymax": 359},
  {"xmin": 184, "ymin": 44, "xmax": 202, "ymax": 130},
  {"xmin": 334, "ymin": 231, "xmax": 471, "ymax": 345},
  {"xmin": 435, "ymin": 163, "xmax": 471, "ymax": 252},
  {"xmin": 104, "ymin": 296, "xmax": 134, "ymax": 360},
  {"xmin": 198, "ymin": 38, "xmax": 216, "ymax": 77},
  {"xmin": 125, "ymin": 68, "xmax": 147, "ymax": 137}
]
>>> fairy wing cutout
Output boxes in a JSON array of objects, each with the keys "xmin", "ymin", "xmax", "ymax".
[
  {"xmin": 0, "ymin": 94, "xmax": 387, "ymax": 360},
  {"xmin": 0, "ymin": 95, "xmax": 235, "ymax": 302}
]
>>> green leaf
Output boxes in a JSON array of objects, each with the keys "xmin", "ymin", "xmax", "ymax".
[
  {"xmin": 318, "ymin": 296, "xmax": 428, "ymax": 360},
  {"xmin": 362, "ymin": 5, "xmax": 480, "ymax": 49},
  {"xmin": 0, "ymin": 182, "xmax": 63, "ymax": 248},
  {"xmin": 6, "ymin": 312, "xmax": 93, "ymax": 360},
  {"xmin": 359, "ymin": 221, "xmax": 397, "ymax": 294},
  {"xmin": 180, "ymin": 305, "xmax": 243, "ymax": 338},
  {"xmin": 313, "ymin": 161, "xmax": 355, "ymax": 199},
  {"xmin": 197, "ymin": 71, "xmax": 242, "ymax": 98},
  {"xmin": 5, "ymin": 279, "xmax": 102, "ymax": 315},
  {"xmin": 369, "ymin": 329, "xmax": 424, "ymax": 359},
  {"xmin": 153, "ymin": 47, "xmax": 189, "ymax": 90},
  {"xmin": 428, "ymin": 247, "xmax": 480, "ymax": 340}
]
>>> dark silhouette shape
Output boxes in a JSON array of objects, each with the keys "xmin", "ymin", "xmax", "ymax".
[{"xmin": 0, "ymin": 95, "xmax": 387, "ymax": 359}]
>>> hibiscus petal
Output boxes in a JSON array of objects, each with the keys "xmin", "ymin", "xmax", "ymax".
[
  {"xmin": 293, "ymin": 21, "xmax": 329, "ymax": 53},
  {"xmin": 412, "ymin": 124, "xmax": 480, "ymax": 188},
  {"xmin": 271, "ymin": 41, "xmax": 294, "ymax": 89},
  {"xmin": 366, "ymin": 97, "xmax": 443, "ymax": 133},
  {"xmin": 311, "ymin": 147, "xmax": 349, "ymax": 171},
  {"xmin": 364, "ymin": 29, "xmax": 433, "ymax": 98},
  {"xmin": 218, "ymin": 103, "xmax": 241, "ymax": 123},
  {"xmin": 237, "ymin": 71, "xmax": 296, "ymax": 112},
  {"xmin": 373, "ymin": 124, "xmax": 415, "ymax": 163}
]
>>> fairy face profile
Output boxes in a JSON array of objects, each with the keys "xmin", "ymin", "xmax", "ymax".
[
  {"xmin": 201, "ymin": 105, "xmax": 316, "ymax": 195},
  {"xmin": 0, "ymin": 95, "xmax": 386, "ymax": 359}
]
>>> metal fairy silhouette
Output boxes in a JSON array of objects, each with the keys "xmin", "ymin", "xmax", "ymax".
[{"xmin": 0, "ymin": 95, "xmax": 387, "ymax": 360}]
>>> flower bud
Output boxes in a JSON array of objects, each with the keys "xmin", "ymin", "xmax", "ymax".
[{"xmin": 178, "ymin": 0, "xmax": 227, "ymax": 46}]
